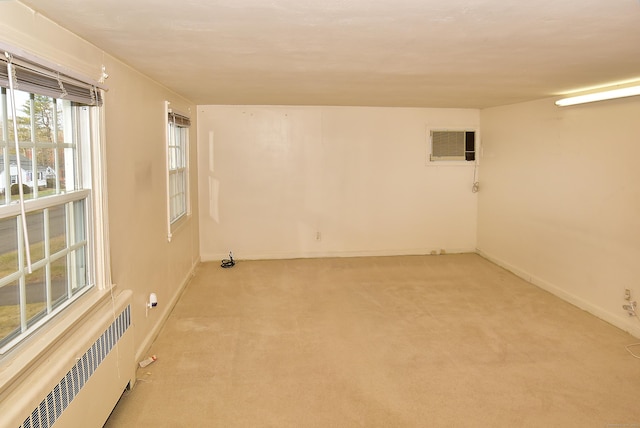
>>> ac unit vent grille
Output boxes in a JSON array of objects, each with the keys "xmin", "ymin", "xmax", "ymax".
[{"xmin": 430, "ymin": 130, "xmax": 476, "ymax": 161}]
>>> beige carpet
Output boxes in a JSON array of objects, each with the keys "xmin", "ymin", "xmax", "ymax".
[{"xmin": 104, "ymin": 254, "xmax": 640, "ymax": 427}]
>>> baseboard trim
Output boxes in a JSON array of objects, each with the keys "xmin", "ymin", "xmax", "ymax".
[
  {"xmin": 476, "ymin": 248, "xmax": 640, "ymax": 339},
  {"xmin": 201, "ymin": 247, "xmax": 476, "ymax": 262},
  {"xmin": 134, "ymin": 258, "xmax": 200, "ymax": 365}
]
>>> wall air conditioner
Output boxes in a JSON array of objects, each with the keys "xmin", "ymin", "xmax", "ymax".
[{"xmin": 430, "ymin": 130, "xmax": 476, "ymax": 162}]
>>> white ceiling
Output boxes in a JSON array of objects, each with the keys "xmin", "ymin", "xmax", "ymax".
[{"xmin": 19, "ymin": 0, "xmax": 640, "ymax": 108}]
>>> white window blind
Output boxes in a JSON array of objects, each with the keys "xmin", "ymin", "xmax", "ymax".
[{"xmin": 0, "ymin": 54, "xmax": 102, "ymax": 106}]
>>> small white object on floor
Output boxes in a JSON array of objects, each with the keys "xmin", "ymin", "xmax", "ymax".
[{"xmin": 139, "ymin": 355, "xmax": 157, "ymax": 368}]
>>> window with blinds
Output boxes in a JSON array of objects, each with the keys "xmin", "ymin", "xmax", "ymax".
[
  {"xmin": 165, "ymin": 103, "xmax": 191, "ymax": 241},
  {"xmin": 0, "ymin": 48, "xmax": 106, "ymax": 353}
]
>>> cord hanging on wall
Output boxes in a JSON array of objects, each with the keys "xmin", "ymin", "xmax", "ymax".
[{"xmin": 472, "ymin": 161, "xmax": 480, "ymax": 193}]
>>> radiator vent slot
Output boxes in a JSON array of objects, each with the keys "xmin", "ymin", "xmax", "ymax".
[{"xmin": 18, "ymin": 305, "xmax": 131, "ymax": 428}]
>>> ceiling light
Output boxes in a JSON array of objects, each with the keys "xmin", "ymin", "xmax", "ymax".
[{"xmin": 555, "ymin": 85, "xmax": 640, "ymax": 106}]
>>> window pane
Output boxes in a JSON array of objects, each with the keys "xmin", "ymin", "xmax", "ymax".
[
  {"xmin": 54, "ymin": 99, "xmax": 66, "ymax": 144},
  {"xmin": 25, "ymin": 267, "xmax": 46, "ymax": 327},
  {"xmin": 32, "ymin": 95, "xmax": 56, "ymax": 144},
  {"xmin": 50, "ymin": 204, "xmax": 66, "ymax": 254},
  {"xmin": 51, "ymin": 256, "xmax": 67, "ymax": 309},
  {"xmin": 180, "ymin": 131, "xmax": 187, "ymax": 165},
  {"xmin": 175, "ymin": 144, "xmax": 182, "ymax": 168},
  {"xmin": 169, "ymin": 172, "xmax": 175, "ymax": 193},
  {"xmin": 26, "ymin": 211, "xmax": 45, "ymax": 264},
  {"xmin": 0, "ymin": 281, "xmax": 20, "ymax": 346},
  {"xmin": 61, "ymin": 147, "xmax": 77, "ymax": 191},
  {"xmin": 8, "ymin": 150, "xmax": 35, "ymax": 202},
  {"xmin": 0, "ymin": 87, "xmax": 5, "ymax": 142},
  {"xmin": 36, "ymin": 148, "xmax": 57, "ymax": 196},
  {"xmin": 0, "ymin": 217, "xmax": 18, "ymax": 276},
  {"xmin": 72, "ymin": 199, "xmax": 86, "ymax": 244},
  {"xmin": 7, "ymin": 90, "xmax": 31, "ymax": 143},
  {"xmin": 169, "ymin": 172, "xmax": 177, "ymax": 220},
  {"xmin": 70, "ymin": 248, "xmax": 88, "ymax": 293},
  {"xmin": 0, "ymin": 150, "xmax": 6, "ymax": 205},
  {"xmin": 55, "ymin": 147, "xmax": 66, "ymax": 192},
  {"xmin": 168, "ymin": 169, "xmax": 187, "ymax": 222},
  {"xmin": 169, "ymin": 146, "xmax": 178, "ymax": 170}
]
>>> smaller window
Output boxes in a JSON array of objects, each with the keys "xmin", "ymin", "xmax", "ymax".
[
  {"xmin": 165, "ymin": 102, "xmax": 191, "ymax": 241},
  {"xmin": 430, "ymin": 130, "xmax": 476, "ymax": 162}
]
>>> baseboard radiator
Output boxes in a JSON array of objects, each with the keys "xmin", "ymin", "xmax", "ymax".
[{"xmin": 2, "ymin": 290, "xmax": 135, "ymax": 428}]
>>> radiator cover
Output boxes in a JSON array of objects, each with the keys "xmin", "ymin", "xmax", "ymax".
[{"xmin": 0, "ymin": 290, "xmax": 135, "ymax": 428}]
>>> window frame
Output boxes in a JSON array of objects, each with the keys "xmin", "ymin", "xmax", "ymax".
[
  {"xmin": 0, "ymin": 191, "xmax": 93, "ymax": 351},
  {"xmin": 0, "ymin": 48, "xmax": 109, "ymax": 355},
  {"xmin": 165, "ymin": 101, "xmax": 191, "ymax": 242}
]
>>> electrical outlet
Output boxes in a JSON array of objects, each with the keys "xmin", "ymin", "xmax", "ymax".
[
  {"xmin": 625, "ymin": 288, "xmax": 632, "ymax": 301},
  {"xmin": 623, "ymin": 301, "xmax": 637, "ymax": 317}
]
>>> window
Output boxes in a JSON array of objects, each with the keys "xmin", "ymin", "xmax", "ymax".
[
  {"xmin": 0, "ymin": 51, "xmax": 104, "ymax": 352},
  {"xmin": 429, "ymin": 130, "xmax": 476, "ymax": 162},
  {"xmin": 165, "ymin": 103, "xmax": 190, "ymax": 241}
]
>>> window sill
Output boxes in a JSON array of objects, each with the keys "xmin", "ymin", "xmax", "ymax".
[
  {"xmin": 0, "ymin": 286, "xmax": 115, "ymax": 397},
  {"xmin": 168, "ymin": 212, "xmax": 191, "ymax": 242}
]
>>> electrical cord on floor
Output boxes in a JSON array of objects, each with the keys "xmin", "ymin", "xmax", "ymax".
[
  {"xmin": 625, "ymin": 343, "xmax": 640, "ymax": 359},
  {"xmin": 221, "ymin": 251, "xmax": 235, "ymax": 268},
  {"xmin": 624, "ymin": 312, "xmax": 640, "ymax": 359}
]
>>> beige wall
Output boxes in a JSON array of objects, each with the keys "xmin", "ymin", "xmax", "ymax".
[
  {"xmin": 104, "ymin": 60, "xmax": 200, "ymax": 359},
  {"xmin": 478, "ymin": 96, "xmax": 640, "ymax": 336},
  {"xmin": 0, "ymin": 1, "xmax": 200, "ymax": 364},
  {"xmin": 198, "ymin": 105, "xmax": 479, "ymax": 260}
]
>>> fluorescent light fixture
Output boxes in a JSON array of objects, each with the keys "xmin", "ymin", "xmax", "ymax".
[{"xmin": 555, "ymin": 85, "xmax": 640, "ymax": 106}]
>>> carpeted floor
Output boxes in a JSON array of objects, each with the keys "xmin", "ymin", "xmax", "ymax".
[{"xmin": 104, "ymin": 254, "xmax": 640, "ymax": 427}]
